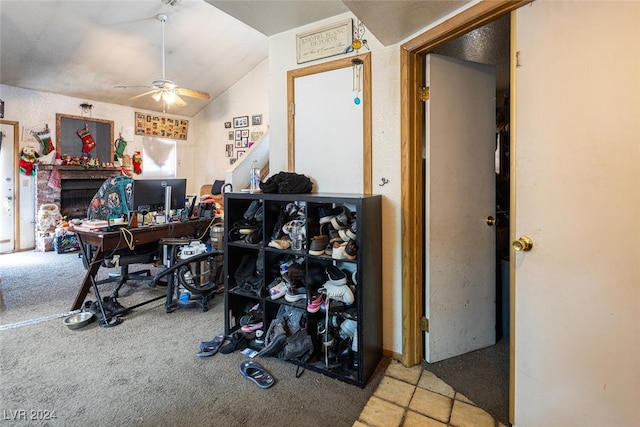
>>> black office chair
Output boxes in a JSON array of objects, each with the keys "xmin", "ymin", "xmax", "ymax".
[{"xmin": 97, "ymin": 242, "xmax": 160, "ymax": 299}]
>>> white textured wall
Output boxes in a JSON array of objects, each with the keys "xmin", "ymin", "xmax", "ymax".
[
  {"xmin": 191, "ymin": 59, "xmax": 269, "ymax": 191},
  {"xmin": 0, "ymin": 84, "xmax": 194, "ymax": 186},
  {"xmin": 268, "ymin": 13, "xmax": 404, "ymax": 354}
]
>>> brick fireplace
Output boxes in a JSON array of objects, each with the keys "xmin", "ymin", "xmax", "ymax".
[{"xmin": 35, "ymin": 165, "xmax": 120, "ymax": 251}]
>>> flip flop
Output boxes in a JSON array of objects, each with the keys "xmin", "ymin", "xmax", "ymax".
[
  {"xmin": 240, "ymin": 361, "xmax": 275, "ymax": 389},
  {"xmin": 196, "ymin": 334, "xmax": 225, "ymax": 357},
  {"xmin": 219, "ymin": 332, "xmax": 248, "ymax": 354},
  {"xmin": 199, "ymin": 333, "xmax": 226, "ymax": 351}
]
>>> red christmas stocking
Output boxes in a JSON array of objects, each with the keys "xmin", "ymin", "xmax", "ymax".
[
  {"xmin": 132, "ymin": 151, "xmax": 142, "ymax": 175},
  {"xmin": 77, "ymin": 126, "xmax": 96, "ymax": 153},
  {"xmin": 35, "ymin": 130, "xmax": 55, "ymax": 155}
]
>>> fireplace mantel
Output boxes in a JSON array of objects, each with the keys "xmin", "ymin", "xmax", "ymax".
[{"xmin": 36, "ymin": 164, "xmax": 120, "ymax": 180}]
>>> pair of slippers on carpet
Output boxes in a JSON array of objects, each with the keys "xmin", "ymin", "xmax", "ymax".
[{"xmin": 196, "ymin": 333, "xmax": 274, "ymax": 389}]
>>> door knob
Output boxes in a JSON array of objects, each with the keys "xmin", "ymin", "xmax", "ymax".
[
  {"xmin": 513, "ymin": 236, "xmax": 534, "ymax": 252},
  {"xmin": 485, "ymin": 216, "xmax": 496, "ymax": 226}
]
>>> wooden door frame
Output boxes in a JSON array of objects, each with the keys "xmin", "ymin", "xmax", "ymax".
[
  {"xmin": 0, "ymin": 120, "xmax": 21, "ymax": 251},
  {"xmin": 399, "ymin": 0, "xmax": 531, "ymax": 365}
]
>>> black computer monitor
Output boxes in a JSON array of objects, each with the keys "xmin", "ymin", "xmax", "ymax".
[{"xmin": 132, "ymin": 178, "xmax": 187, "ymax": 212}]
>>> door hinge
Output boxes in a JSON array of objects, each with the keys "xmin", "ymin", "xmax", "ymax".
[
  {"xmin": 419, "ymin": 86, "xmax": 429, "ymax": 102},
  {"xmin": 420, "ymin": 317, "xmax": 429, "ymax": 332}
]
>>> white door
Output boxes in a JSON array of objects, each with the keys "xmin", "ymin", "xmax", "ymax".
[
  {"xmin": 294, "ymin": 66, "xmax": 363, "ymax": 194},
  {"xmin": 424, "ymin": 54, "xmax": 496, "ymax": 363},
  {"xmin": 513, "ymin": 2, "xmax": 640, "ymax": 425},
  {"xmin": 0, "ymin": 122, "xmax": 16, "ymax": 253}
]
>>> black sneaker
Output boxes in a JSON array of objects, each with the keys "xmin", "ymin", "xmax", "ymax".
[{"xmin": 326, "ymin": 265, "xmax": 347, "ymax": 286}]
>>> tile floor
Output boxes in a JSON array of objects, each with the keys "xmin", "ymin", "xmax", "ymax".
[{"xmin": 354, "ymin": 360, "xmax": 507, "ymax": 427}]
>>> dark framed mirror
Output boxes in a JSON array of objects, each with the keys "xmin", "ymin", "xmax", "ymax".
[{"xmin": 56, "ymin": 113, "xmax": 114, "ymax": 162}]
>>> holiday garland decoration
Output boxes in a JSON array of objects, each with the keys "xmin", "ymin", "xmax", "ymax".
[{"xmin": 77, "ymin": 126, "xmax": 96, "ymax": 153}]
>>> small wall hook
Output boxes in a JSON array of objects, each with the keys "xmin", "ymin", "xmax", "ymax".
[{"xmin": 379, "ymin": 177, "xmax": 389, "ymax": 186}]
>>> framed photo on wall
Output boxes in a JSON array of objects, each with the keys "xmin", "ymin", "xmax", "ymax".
[
  {"xmin": 237, "ymin": 150, "xmax": 245, "ymax": 159},
  {"xmin": 233, "ymin": 116, "xmax": 248, "ymax": 128},
  {"xmin": 252, "ymin": 114, "xmax": 262, "ymax": 126},
  {"xmin": 224, "ymin": 121, "xmax": 232, "ymax": 129},
  {"xmin": 228, "ymin": 131, "xmax": 234, "ymax": 140},
  {"xmin": 241, "ymin": 129, "xmax": 249, "ymax": 138}
]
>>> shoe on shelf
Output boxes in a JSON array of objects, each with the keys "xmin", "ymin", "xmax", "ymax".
[
  {"xmin": 346, "ymin": 221, "xmax": 357, "ymax": 241},
  {"xmin": 330, "ymin": 206, "xmax": 352, "ymax": 230},
  {"xmin": 324, "ymin": 243, "xmax": 333, "ymax": 256},
  {"xmin": 319, "ymin": 206, "xmax": 342, "ymax": 225},
  {"xmin": 307, "ymin": 292, "xmax": 325, "ymax": 313},
  {"xmin": 331, "ymin": 242, "xmax": 348, "ymax": 260},
  {"xmin": 326, "ymin": 265, "xmax": 347, "ymax": 285},
  {"xmin": 327, "ymin": 223, "xmax": 343, "ymax": 244},
  {"xmin": 282, "ymin": 262, "xmax": 305, "ymax": 285},
  {"xmin": 285, "ymin": 285, "xmax": 307, "ymax": 302},
  {"xmin": 331, "ymin": 241, "xmax": 357, "ymax": 261},
  {"xmin": 268, "ymin": 277, "xmax": 287, "ymax": 300},
  {"xmin": 338, "ymin": 228, "xmax": 352, "ymax": 242},
  {"xmin": 309, "ymin": 233, "xmax": 329, "ymax": 256},
  {"xmin": 319, "ymin": 281, "xmax": 355, "ymax": 305},
  {"xmin": 241, "ymin": 321, "xmax": 264, "ymax": 333},
  {"xmin": 268, "ymin": 239, "xmax": 291, "ymax": 250},
  {"xmin": 344, "ymin": 240, "xmax": 357, "ymax": 260}
]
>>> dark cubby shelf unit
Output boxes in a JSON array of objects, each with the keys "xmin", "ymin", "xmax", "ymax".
[{"xmin": 223, "ymin": 192, "xmax": 382, "ymax": 387}]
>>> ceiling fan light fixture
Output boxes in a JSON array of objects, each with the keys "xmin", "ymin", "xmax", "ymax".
[
  {"xmin": 118, "ymin": 11, "xmax": 210, "ymax": 110},
  {"xmin": 162, "ymin": 91, "xmax": 176, "ymax": 104}
]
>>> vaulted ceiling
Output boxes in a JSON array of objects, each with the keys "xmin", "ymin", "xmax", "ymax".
[{"xmin": 0, "ymin": 0, "xmax": 473, "ymax": 117}]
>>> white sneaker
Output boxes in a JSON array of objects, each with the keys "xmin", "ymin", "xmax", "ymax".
[
  {"xmin": 268, "ymin": 278, "xmax": 287, "ymax": 300},
  {"xmin": 319, "ymin": 282, "xmax": 354, "ymax": 305}
]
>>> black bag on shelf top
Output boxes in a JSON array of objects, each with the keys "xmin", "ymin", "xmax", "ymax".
[{"xmin": 260, "ymin": 172, "xmax": 313, "ymax": 194}]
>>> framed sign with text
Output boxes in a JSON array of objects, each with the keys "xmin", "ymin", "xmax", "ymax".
[{"xmin": 296, "ymin": 19, "xmax": 352, "ymax": 64}]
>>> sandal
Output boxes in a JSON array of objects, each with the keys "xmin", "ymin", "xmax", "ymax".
[
  {"xmin": 218, "ymin": 332, "xmax": 249, "ymax": 354},
  {"xmin": 196, "ymin": 333, "xmax": 225, "ymax": 357},
  {"xmin": 240, "ymin": 360, "xmax": 275, "ymax": 389}
]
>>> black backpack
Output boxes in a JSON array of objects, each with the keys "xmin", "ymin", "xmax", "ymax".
[{"xmin": 260, "ymin": 172, "xmax": 313, "ymax": 194}]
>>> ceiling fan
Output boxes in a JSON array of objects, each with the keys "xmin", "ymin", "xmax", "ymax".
[{"xmin": 118, "ymin": 13, "xmax": 210, "ymax": 109}]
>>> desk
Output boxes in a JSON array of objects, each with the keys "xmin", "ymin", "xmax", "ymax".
[{"xmin": 71, "ymin": 218, "xmax": 215, "ymax": 311}]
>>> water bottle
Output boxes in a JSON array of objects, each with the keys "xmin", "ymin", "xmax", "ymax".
[{"xmin": 250, "ymin": 160, "xmax": 260, "ymax": 194}]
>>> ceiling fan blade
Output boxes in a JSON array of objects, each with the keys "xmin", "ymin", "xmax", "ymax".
[
  {"xmin": 175, "ymin": 87, "xmax": 211, "ymax": 100},
  {"xmin": 151, "ymin": 91, "xmax": 163, "ymax": 102},
  {"xmin": 115, "ymin": 85, "xmax": 154, "ymax": 89},
  {"xmin": 172, "ymin": 94, "xmax": 188, "ymax": 107},
  {"xmin": 130, "ymin": 89, "xmax": 160, "ymax": 100}
]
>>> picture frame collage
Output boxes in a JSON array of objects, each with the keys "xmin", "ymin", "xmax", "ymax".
[
  {"xmin": 225, "ymin": 114, "xmax": 263, "ymax": 164},
  {"xmin": 135, "ymin": 112, "xmax": 188, "ymax": 140}
]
